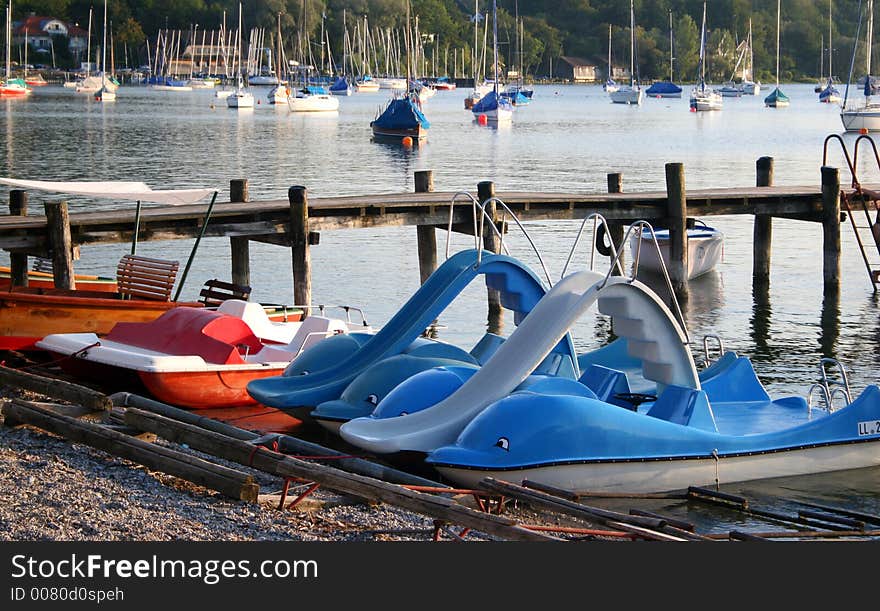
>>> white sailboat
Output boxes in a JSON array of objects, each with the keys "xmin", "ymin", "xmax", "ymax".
[
  {"xmin": 470, "ymin": 0, "xmax": 512, "ymax": 123},
  {"xmin": 689, "ymin": 2, "xmax": 722, "ymax": 112},
  {"xmin": 741, "ymin": 20, "xmax": 762, "ymax": 95},
  {"xmin": 96, "ymin": 0, "xmax": 115, "ymax": 102},
  {"xmin": 841, "ymin": 0, "xmax": 880, "ymax": 131},
  {"xmin": 764, "ymin": 0, "xmax": 790, "ymax": 108},
  {"xmin": 819, "ymin": 0, "xmax": 842, "ymax": 104},
  {"xmin": 226, "ymin": 3, "xmax": 254, "ymax": 109},
  {"xmin": 1, "ymin": 1, "xmax": 31, "ymax": 96},
  {"xmin": 609, "ymin": 0, "xmax": 644, "ymax": 105},
  {"xmin": 603, "ymin": 24, "xmax": 619, "ymax": 93}
]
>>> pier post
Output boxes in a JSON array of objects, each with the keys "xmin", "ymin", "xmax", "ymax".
[
  {"xmin": 414, "ymin": 170, "xmax": 437, "ymax": 285},
  {"xmin": 753, "ymin": 157, "xmax": 774, "ymax": 290},
  {"xmin": 289, "ymin": 186, "xmax": 312, "ymax": 317},
  {"xmin": 606, "ymin": 173, "xmax": 625, "ymax": 274},
  {"xmin": 44, "ymin": 201, "xmax": 76, "ymax": 291},
  {"xmin": 478, "ymin": 180, "xmax": 503, "ymax": 335},
  {"xmin": 9, "ymin": 190, "xmax": 28, "ymax": 287},
  {"xmin": 229, "ymin": 179, "xmax": 250, "ymax": 288},
  {"xmin": 664, "ymin": 163, "xmax": 688, "ymax": 299},
  {"xmin": 821, "ymin": 166, "xmax": 841, "ymax": 295}
]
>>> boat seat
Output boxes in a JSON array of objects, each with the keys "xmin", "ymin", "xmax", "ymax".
[
  {"xmin": 287, "ymin": 316, "xmax": 349, "ymax": 356},
  {"xmin": 116, "ymin": 254, "xmax": 179, "ymax": 301},
  {"xmin": 469, "ymin": 332, "xmax": 506, "ymax": 365},
  {"xmin": 579, "ymin": 364, "xmax": 633, "ymax": 407},
  {"xmin": 217, "ymin": 299, "xmax": 299, "ymax": 344},
  {"xmin": 646, "ymin": 385, "xmax": 717, "ymax": 433},
  {"xmin": 199, "ymin": 279, "xmax": 252, "ymax": 307}
]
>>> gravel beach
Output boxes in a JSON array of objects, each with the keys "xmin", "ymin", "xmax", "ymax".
[{"xmin": 0, "ymin": 386, "xmax": 585, "ymax": 543}]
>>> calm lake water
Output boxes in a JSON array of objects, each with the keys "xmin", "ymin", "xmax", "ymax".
[{"xmin": 2, "ymin": 82, "xmax": 879, "ymax": 527}]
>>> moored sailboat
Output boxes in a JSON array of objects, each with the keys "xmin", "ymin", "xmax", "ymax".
[
  {"xmin": 764, "ymin": 0, "xmax": 789, "ymax": 108},
  {"xmin": 690, "ymin": 3, "xmax": 722, "ymax": 112},
  {"xmin": 609, "ymin": 0, "xmax": 644, "ymax": 105},
  {"xmin": 471, "ymin": 0, "xmax": 513, "ymax": 123},
  {"xmin": 646, "ymin": 10, "xmax": 682, "ymax": 99},
  {"xmin": 841, "ymin": 0, "xmax": 880, "ymax": 130},
  {"xmin": 226, "ymin": 3, "xmax": 254, "ymax": 109}
]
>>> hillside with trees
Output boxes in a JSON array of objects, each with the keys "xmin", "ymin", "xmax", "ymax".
[{"xmin": 9, "ymin": 0, "xmax": 870, "ymax": 83}]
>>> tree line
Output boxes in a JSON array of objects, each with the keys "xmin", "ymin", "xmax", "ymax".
[{"xmin": 10, "ymin": 1, "xmax": 875, "ymax": 82}]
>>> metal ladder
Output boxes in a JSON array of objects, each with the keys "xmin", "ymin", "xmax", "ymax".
[
  {"xmin": 823, "ymin": 134, "xmax": 880, "ymax": 291},
  {"xmin": 807, "ymin": 357, "xmax": 852, "ymax": 416}
]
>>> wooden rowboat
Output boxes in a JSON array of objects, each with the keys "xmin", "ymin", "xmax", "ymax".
[
  {"xmin": 0, "ymin": 288, "xmax": 204, "ymax": 351},
  {"xmin": 0, "ymin": 266, "xmax": 118, "ymax": 293}
]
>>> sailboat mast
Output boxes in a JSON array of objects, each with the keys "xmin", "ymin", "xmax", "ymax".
[
  {"xmin": 491, "ymin": 0, "xmax": 498, "ymax": 93},
  {"xmin": 86, "ymin": 7, "xmax": 92, "ymax": 77},
  {"xmin": 669, "ymin": 10, "xmax": 673, "ymax": 80},
  {"xmin": 775, "ymin": 0, "xmax": 781, "ymax": 87},
  {"xmin": 868, "ymin": 0, "xmax": 874, "ymax": 77},
  {"xmin": 101, "ymin": 0, "xmax": 107, "ymax": 88},
  {"xmin": 829, "ymin": 0, "xmax": 833, "ymax": 79},
  {"xmin": 6, "ymin": 2, "xmax": 10, "ymax": 80},
  {"xmin": 608, "ymin": 24, "xmax": 612, "ymax": 79},
  {"xmin": 629, "ymin": 0, "xmax": 635, "ymax": 87},
  {"xmin": 699, "ymin": 2, "xmax": 706, "ymax": 89}
]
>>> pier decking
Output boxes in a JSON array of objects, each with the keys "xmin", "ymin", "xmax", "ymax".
[{"xmin": 0, "ymin": 159, "xmax": 860, "ymax": 310}]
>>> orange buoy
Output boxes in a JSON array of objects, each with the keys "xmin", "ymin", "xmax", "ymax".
[
  {"xmin": 402, "ymin": 136, "xmax": 413, "ymax": 147},
  {"xmin": 861, "ymin": 128, "xmax": 870, "ymax": 135},
  {"xmin": 477, "ymin": 114, "xmax": 488, "ymax": 125}
]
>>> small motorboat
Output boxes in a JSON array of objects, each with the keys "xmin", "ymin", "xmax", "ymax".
[
  {"xmin": 36, "ymin": 300, "xmax": 373, "ymax": 409},
  {"xmin": 628, "ymin": 221, "xmax": 724, "ymax": 279}
]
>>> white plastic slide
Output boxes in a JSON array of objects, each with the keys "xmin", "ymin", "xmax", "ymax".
[{"xmin": 340, "ymin": 273, "xmax": 698, "ymax": 454}]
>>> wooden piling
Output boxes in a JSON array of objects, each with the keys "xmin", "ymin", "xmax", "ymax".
[
  {"xmin": 665, "ymin": 163, "xmax": 688, "ymax": 299},
  {"xmin": 414, "ymin": 171, "xmax": 437, "ymax": 285},
  {"xmin": 753, "ymin": 157, "xmax": 774, "ymax": 290},
  {"xmin": 229, "ymin": 179, "xmax": 250, "ymax": 288},
  {"xmin": 44, "ymin": 200, "xmax": 76, "ymax": 291},
  {"xmin": 478, "ymin": 180, "xmax": 503, "ymax": 335},
  {"xmin": 8, "ymin": 190, "xmax": 28, "ymax": 287},
  {"xmin": 821, "ymin": 166, "xmax": 841, "ymax": 295},
  {"xmin": 0, "ymin": 366, "xmax": 112, "ymax": 411},
  {"xmin": 606, "ymin": 173, "xmax": 625, "ymax": 274},
  {"xmin": 289, "ymin": 186, "xmax": 312, "ymax": 317}
]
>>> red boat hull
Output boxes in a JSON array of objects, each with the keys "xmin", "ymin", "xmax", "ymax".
[{"xmin": 139, "ymin": 368, "xmax": 287, "ymax": 408}]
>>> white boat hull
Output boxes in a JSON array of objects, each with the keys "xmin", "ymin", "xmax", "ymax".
[
  {"xmin": 435, "ymin": 439, "xmax": 880, "ymax": 494},
  {"xmin": 630, "ymin": 228, "xmax": 723, "ymax": 280},
  {"xmin": 289, "ymin": 94, "xmax": 340, "ymax": 112},
  {"xmin": 226, "ymin": 92, "xmax": 254, "ymax": 108},
  {"xmin": 841, "ymin": 106, "xmax": 880, "ymax": 132},
  {"xmin": 150, "ymin": 84, "xmax": 193, "ymax": 92},
  {"xmin": 609, "ymin": 86, "xmax": 644, "ymax": 105}
]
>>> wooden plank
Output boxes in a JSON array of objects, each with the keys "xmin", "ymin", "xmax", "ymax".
[
  {"xmin": 110, "ymin": 391, "xmax": 450, "ymax": 488},
  {"xmin": 121, "ymin": 407, "xmax": 557, "ymax": 541},
  {"xmin": 2, "ymin": 400, "xmax": 259, "ymax": 502},
  {"xmin": 0, "ymin": 365, "xmax": 112, "ymax": 411},
  {"xmin": 479, "ymin": 477, "xmax": 699, "ymax": 541}
]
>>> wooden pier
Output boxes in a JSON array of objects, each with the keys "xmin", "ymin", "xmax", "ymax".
[{"xmin": 0, "ymin": 159, "xmax": 848, "ymax": 314}]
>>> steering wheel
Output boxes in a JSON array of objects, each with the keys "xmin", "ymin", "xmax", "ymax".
[{"xmin": 613, "ymin": 392, "xmax": 657, "ymax": 410}]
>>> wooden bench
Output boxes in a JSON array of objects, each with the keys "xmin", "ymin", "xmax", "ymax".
[
  {"xmin": 116, "ymin": 254, "xmax": 179, "ymax": 301},
  {"xmin": 198, "ymin": 279, "xmax": 252, "ymax": 307}
]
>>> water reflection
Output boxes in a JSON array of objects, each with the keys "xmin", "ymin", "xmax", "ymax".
[{"xmin": 819, "ymin": 290, "xmax": 841, "ymax": 358}]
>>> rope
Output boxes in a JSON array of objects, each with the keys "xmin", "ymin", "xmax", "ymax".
[{"xmin": 2, "ymin": 341, "xmax": 101, "ymax": 373}]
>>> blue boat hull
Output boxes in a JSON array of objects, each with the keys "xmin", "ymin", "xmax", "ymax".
[{"xmin": 428, "ymin": 383, "xmax": 880, "ymax": 493}]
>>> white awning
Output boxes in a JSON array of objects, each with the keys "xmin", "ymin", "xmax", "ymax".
[{"xmin": 0, "ymin": 178, "xmax": 216, "ymax": 206}]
